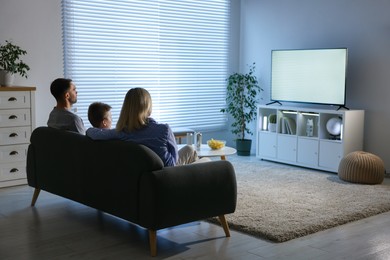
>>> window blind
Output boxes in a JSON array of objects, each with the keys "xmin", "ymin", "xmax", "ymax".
[{"xmin": 62, "ymin": 0, "xmax": 230, "ymax": 131}]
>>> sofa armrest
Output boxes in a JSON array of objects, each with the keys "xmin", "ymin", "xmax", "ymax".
[{"xmin": 139, "ymin": 160, "xmax": 237, "ymax": 230}]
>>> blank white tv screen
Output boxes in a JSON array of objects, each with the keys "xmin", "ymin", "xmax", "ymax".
[{"xmin": 271, "ymin": 48, "xmax": 347, "ymax": 105}]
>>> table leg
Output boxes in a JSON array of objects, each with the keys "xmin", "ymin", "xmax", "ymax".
[{"xmin": 220, "ymin": 155, "xmax": 226, "ymax": 160}]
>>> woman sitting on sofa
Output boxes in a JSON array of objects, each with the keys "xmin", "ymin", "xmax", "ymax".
[{"xmin": 86, "ymin": 88, "xmax": 208, "ymax": 167}]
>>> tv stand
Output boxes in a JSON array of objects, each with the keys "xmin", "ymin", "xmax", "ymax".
[
  {"xmin": 266, "ymin": 100, "xmax": 282, "ymax": 106},
  {"xmin": 256, "ymin": 105, "xmax": 364, "ymax": 172}
]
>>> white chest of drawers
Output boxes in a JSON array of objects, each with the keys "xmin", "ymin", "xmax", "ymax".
[{"xmin": 0, "ymin": 86, "xmax": 36, "ymax": 188}]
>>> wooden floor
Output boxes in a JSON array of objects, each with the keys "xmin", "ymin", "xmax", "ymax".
[{"xmin": 1, "ymin": 156, "xmax": 390, "ymax": 259}]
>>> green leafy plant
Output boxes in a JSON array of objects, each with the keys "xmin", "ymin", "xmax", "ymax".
[
  {"xmin": 0, "ymin": 40, "xmax": 30, "ymax": 78},
  {"xmin": 221, "ymin": 62, "xmax": 263, "ymax": 140},
  {"xmin": 269, "ymin": 114, "xmax": 277, "ymax": 124}
]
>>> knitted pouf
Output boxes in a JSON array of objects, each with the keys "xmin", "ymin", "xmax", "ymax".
[{"xmin": 338, "ymin": 151, "xmax": 385, "ymax": 184}]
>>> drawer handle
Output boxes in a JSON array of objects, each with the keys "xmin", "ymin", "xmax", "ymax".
[
  {"xmin": 8, "ymin": 97, "xmax": 17, "ymax": 102},
  {"xmin": 9, "ymin": 133, "xmax": 18, "ymax": 137},
  {"xmin": 9, "ymin": 115, "xmax": 18, "ymax": 120},
  {"xmin": 10, "ymin": 151, "xmax": 19, "ymax": 156},
  {"xmin": 10, "ymin": 168, "xmax": 19, "ymax": 173}
]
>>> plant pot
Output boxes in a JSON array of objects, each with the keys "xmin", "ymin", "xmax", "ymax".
[
  {"xmin": 268, "ymin": 123, "xmax": 277, "ymax": 132},
  {"xmin": 3, "ymin": 72, "xmax": 15, "ymax": 86},
  {"xmin": 236, "ymin": 139, "xmax": 252, "ymax": 156}
]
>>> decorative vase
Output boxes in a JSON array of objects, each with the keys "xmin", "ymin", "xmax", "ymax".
[
  {"xmin": 236, "ymin": 139, "xmax": 252, "ymax": 156},
  {"xmin": 3, "ymin": 72, "xmax": 15, "ymax": 86},
  {"xmin": 306, "ymin": 119, "xmax": 314, "ymax": 137},
  {"xmin": 268, "ymin": 123, "xmax": 277, "ymax": 132}
]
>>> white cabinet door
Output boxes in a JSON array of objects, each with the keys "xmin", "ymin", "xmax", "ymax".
[
  {"xmin": 0, "ymin": 109, "xmax": 31, "ymax": 127},
  {"xmin": 0, "ymin": 144, "xmax": 28, "ymax": 163},
  {"xmin": 0, "ymin": 127, "xmax": 31, "ymax": 146},
  {"xmin": 319, "ymin": 141, "xmax": 343, "ymax": 171},
  {"xmin": 297, "ymin": 138, "xmax": 319, "ymax": 167},
  {"xmin": 0, "ymin": 91, "xmax": 30, "ymax": 109},
  {"xmin": 258, "ymin": 132, "xmax": 277, "ymax": 159},
  {"xmin": 277, "ymin": 135, "xmax": 297, "ymax": 162},
  {"xmin": 0, "ymin": 162, "xmax": 27, "ymax": 182}
]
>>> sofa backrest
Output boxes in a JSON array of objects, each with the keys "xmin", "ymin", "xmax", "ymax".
[{"xmin": 27, "ymin": 126, "xmax": 164, "ymax": 222}]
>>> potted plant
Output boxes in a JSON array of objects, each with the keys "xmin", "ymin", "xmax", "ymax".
[
  {"xmin": 268, "ymin": 114, "xmax": 277, "ymax": 132},
  {"xmin": 221, "ymin": 62, "xmax": 263, "ymax": 156},
  {"xmin": 0, "ymin": 40, "xmax": 30, "ymax": 86}
]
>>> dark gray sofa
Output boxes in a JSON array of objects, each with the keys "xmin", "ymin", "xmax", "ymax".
[{"xmin": 26, "ymin": 127, "xmax": 237, "ymax": 256}]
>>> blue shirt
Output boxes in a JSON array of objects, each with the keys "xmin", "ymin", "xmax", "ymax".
[{"xmin": 86, "ymin": 118, "xmax": 178, "ymax": 167}]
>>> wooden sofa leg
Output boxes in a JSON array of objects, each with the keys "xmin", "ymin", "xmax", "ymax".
[
  {"xmin": 218, "ymin": 215, "xmax": 231, "ymax": 237},
  {"xmin": 31, "ymin": 188, "xmax": 41, "ymax": 206},
  {"xmin": 149, "ymin": 229, "xmax": 157, "ymax": 257}
]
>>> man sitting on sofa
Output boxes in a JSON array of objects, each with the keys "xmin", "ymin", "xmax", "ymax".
[{"xmin": 47, "ymin": 78, "xmax": 86, "ymax": 134}]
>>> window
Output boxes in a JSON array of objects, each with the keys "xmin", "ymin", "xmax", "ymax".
[{"xmin": 62, "ymin": 0, "xmax": 230, "ymax": 131}]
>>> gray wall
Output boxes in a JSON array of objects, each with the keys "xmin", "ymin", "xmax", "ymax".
[
  {"xmin": 0, "ymin": 0, "xmax": 63, "ymax": 128},
  {"xmin": 0, "ymin": 0, "xmax": 240, "ymax": 147},
  {"xmin": 0, "ymin": 0, "xmax": 241, "ymax": 149},
  {"xmin": 239, "ymin": 0, "xmax": 390, "ymax": 171},
  {"xmin": 1, "ymin": 0, "xmax": 390, "ymax": 171}
]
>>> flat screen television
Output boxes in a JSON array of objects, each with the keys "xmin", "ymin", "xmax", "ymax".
[{"xmin": 270, "ymin": 48, "xmax": 348, "ymax": 106}]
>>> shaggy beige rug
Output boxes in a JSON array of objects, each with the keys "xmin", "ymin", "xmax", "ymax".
[{"xmin": 210, "ymin": 159, "xmax": 390, "ymax": 242}]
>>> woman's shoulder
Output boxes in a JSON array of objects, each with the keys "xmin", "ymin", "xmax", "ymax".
[{"xmin": 147, "ymin": 118, "xmax": 171, "ymax": 132}]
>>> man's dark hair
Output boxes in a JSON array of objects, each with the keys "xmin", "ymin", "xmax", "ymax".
[
  {"xmin": 88, "ymin": 102, "xmax": 112, "ymax": 127},
  {"xmin": 50, "ymin": 78, "xmax": 72, "ymax": 101}
]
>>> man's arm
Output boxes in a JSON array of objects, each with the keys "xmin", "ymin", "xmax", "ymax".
[{"xmin": 74, "ymin": 116, "xmax": 86, "ymax": 135}]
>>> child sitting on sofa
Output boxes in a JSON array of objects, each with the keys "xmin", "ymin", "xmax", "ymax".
[{"xmin": 88, "ymin": 102, "xmax": 112, "ymax": 129}]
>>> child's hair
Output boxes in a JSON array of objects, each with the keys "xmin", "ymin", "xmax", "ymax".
[{"xmin": 88, "ymin": 102, "xmax": 112, "ymax": 128}]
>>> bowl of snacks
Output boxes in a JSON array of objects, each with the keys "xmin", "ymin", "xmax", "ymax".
[{"xmin": 207, "ymin": 139, "xmax": 226, "ymax": 150}]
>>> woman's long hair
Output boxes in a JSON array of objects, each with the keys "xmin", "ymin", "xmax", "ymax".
[{"xmin": 116, "ymin": 88, "xmax": 152, "ymax": 132}]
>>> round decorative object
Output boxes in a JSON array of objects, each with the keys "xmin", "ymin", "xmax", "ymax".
[
  {"xmin": 338, "ymin": 151, "xmax": 385, "ymax": 184},
  {"xmin": 326, "ymin": 117, "xmax": 342, "ymax": 136}
]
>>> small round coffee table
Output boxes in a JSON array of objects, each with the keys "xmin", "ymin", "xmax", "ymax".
[{"xmin": 178, "ymin": 144, "xmax": 237, "ymax": 160}]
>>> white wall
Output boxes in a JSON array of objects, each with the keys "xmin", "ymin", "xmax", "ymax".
[
  {"xmin": 0, "ymin": 0, "xmax": 241, "ymax": 150},
  {"xmin": 0, "ymin": 0, "xmax": 237, "ymax": 143},
  {"xmin": 0, "ymin": 0, "xmax": 63, "ymax": 127},
  {"xmin": 205, "ymin": 0, "xmax": 242, "ymax": 146},
  {"xmin": 240, "ymin": 0, "xmax": 390, "ymax": 171},
  {"xmin": 2, "ymin": 0, "xmax": 389, "ymax": 170}
]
